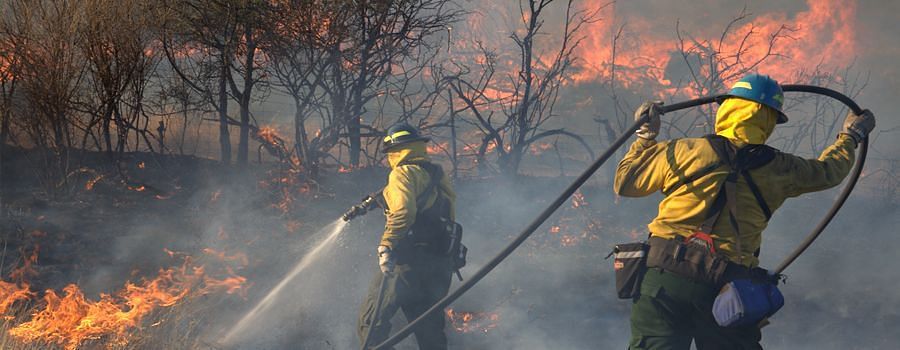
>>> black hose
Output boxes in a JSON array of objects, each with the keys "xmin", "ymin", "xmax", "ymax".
[
  {"xmin": 361, "ymin": 273, "xmax": 389, "ymax": 350},
  {"xmin": 774, "ymin": 85, "xmax": 867, "ymax": 273},
  {"xmin": 372, "ymin": 85, "xmax": 867, "ymax": 349}
]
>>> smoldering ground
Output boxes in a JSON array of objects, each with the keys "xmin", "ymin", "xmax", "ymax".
[
  {"xmin": 1, "ymin": 135, "xmax": 896, "ymax": 350},
  {"xmin": 192, "ymin": 161, "xmax": 898, "ymax": 349},
  {"xmin": 2, "ymin": 0, "xmax": 898, "ymax": 348}
]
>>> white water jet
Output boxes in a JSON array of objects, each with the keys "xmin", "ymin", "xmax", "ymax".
[{"xmin": 223, "ymin": 218, "xmax": 349, "ymax": 344}]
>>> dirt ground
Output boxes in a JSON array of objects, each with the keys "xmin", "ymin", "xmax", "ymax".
[{"xmin": 1, "ymin": 147, "xmax": 898, "ymax": 349}]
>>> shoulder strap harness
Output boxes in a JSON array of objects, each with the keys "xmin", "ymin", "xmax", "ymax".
[
  {"xmin": 395, "ymin": 160, "xmax": 446, "ymax": 213},
  {"xmin": 693, "ymin": 135, "xmax": 777, "ymax": 263}
]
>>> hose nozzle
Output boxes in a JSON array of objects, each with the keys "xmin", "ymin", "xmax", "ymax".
[{"xmin": 342, "ymin": 194, "xmax": 379, "ymax": 222}]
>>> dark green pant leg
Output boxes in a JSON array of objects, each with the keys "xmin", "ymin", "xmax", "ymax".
[
  {"xmin": 358, "ymin": 266, "xmax": 405, "ymax": 349},
  {"xmin": 629, "ymin": 269, "xmax": 693, "ymax": 350},
  {"xmin": 400, "ymin": 262, "xmax": 452, "ymax": 350},
  {"xmin": 629, "ymin": 268, "xmax": 763, "ymax": 350},
  {"xmin": 358, "ymin": 250, "xmax": 453, "ymax": 350}
]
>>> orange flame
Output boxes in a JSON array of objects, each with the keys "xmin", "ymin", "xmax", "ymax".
[
  {"xmin": 572, "ymin": 0, "xmax": 858, "ymax": 93},
  {"xmin": 446, "ymin": 308, "xmax": 500, "ymax": 334},
  {"xmin": 85, "ymin": 175, "xmax": 103, "ymax": 191},
  {"xmin": 275, "ymin": 187, "xmax": 293, "ymax": 215},
  {"xmin": 257, "ymin": 126, "xmax": 281, "ymax": 146},
  {"xmin": 529, "ymin": 142, "xmax": 554, "ymax": 156},
  {"xmin": 571, "ymin": 192, "xmax": 588, "ymax": 209},
  {"xmin": 559, "ymin": 235, "xmax": 580, "ymax": 247},
  {"xmin": 10, "ymin": 244, "xmax": 40, "ymax": 282},
  {"xmin": 6, "ymin": 253, "xmax": 247, "ymax": 349},
  {"xmin": 202, "ymin": 248, "xmax": 249, "ymax": 268},
  {"xmin": 201, "ymin": 266, "xmax": 248, "ymax": 297},
  {"xmin": 426, "ymin": 142, "xmax": 449, "ymax": 156},
  {"xmin": 284, "ymin": 220, "xmax": 302, "ymax": 233},
  {"xmin": 0, "ymin": 281, "xmax": 33, "ymax": 316}
]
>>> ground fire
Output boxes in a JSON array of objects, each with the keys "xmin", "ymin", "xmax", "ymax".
[
  {"xmin": 1, "ymin": 0, "xmax": 896, "ymax": 349},
  {"xmin": 445, "ymin": 308, "xmax": 501, "ymax": 334},
  {"xmin": 0, "ymin": 247, "xmax": 247, "ymax": 350}
]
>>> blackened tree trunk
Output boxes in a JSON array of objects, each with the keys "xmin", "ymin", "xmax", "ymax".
[
  {"xmin": 218, "ymin": 55, "xmax": 232, "ymax": 165},
  {"xmin": 102, "ymin": 106, "xmax": 113, "ymax": 153},
  {"xmin": 235, "ymin": 25, "xmax": 256, "ymax": 166},
  {"xmin": 1, "ymin": 75, "xmax": 15, "ymax": 148}
]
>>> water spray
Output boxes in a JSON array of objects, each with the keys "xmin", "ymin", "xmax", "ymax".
[
  {"xmin": 223, "ymin": 218, "xmax": 349, "ymax": 344},
  {"xmin": 371, "ymin": 85, "xmax": 870, "ymax": 349}
]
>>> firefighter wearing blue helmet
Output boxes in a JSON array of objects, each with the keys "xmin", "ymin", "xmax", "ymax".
[
  {"xmin": 722, "ymin": 73, "xmax": 789, "ymax": 124},
  {"xmin": 615, "ymin": 73, "xmax": 875, "ymax": 349}
]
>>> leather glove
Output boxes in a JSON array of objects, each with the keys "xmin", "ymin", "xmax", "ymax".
[
  {"xmin": 377, "ymin": 245, "xmax": 394, "ymax": 274},
  {"xmin": 841, "ymin": 109, "xmax": 875, "ymax": 144},
  {"xmin": 634, "ymin": 101, "xmax": 663, "ymax": 140}
]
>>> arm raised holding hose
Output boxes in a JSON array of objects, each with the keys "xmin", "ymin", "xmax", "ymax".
[{"xmin": 616, "ymin": 74, "xmax": 876, "ymax": 348}]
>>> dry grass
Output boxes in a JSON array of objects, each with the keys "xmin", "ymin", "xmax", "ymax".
[{"xmin": 0, "ymin": 291, "xmax": 238, "ymax": 350}]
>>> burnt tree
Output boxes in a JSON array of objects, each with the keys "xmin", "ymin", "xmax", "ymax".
[
  {"xmin": 162, "ymin": 0, "xmax": 241, "ymax": 165},
  {"xmin": 326, "ymin": 0, "xmax": 462, "ymax": 168},
  {"xmin": 449, "ymin": 0, "xmax": 599, "ymax": 176}
]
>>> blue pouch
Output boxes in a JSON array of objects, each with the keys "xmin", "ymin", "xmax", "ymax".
[{"xmin": 712, "ymin": 278, "xmax": 784, "ymax": 327}]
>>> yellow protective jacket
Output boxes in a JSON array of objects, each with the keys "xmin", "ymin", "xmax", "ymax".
[
  {"xmin": 380, "ymin": 141, "xmax": 456, "ymax": 249},
  {"xmin": 614, "ymin": 98, "xmax": 856, "ymax": 267}
]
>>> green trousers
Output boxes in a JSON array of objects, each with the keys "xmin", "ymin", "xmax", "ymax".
[
  {"xmin": 357, "ymin": 251, "xmax": 452, "ymax": 350},
  {"xmin": 629, "ymin": 268, "xmax": 763, "ymax": 350}
]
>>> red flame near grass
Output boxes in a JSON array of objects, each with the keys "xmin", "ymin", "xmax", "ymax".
[
  {"xmin": 0, "ymin": 281, "xmax": 33, "ymax": 316},
  {"xmin": 3, "ymin": 250, "xmax": 247, "ymax": 349},
  {"xmin": 10, "ymin": 245, "xmax": 40, "ymax": 282},
  {"xmin": 446, "ymin": 308, "xmax": 500, "ymax": 334}
]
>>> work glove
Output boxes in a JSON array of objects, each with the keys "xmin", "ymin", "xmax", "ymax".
[
  {"xmin": 377, "ymin": 245, "xmax": 394, "ymax": 274},
  {"xmin": 840, "ymin": 109, "xmax": 876, "ymax": 144},
  {"xmin": 634, "ymin": 101, "xmax": 663, "ymax": 140}
]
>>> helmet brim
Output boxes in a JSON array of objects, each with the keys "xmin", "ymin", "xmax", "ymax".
[
  {"xmin": 718, "ymin": 95, "xmax": 789, "ymax": 124},
  {"xmin": 383, "ymin": 136, "xmax": 430, "ymax": 151}
]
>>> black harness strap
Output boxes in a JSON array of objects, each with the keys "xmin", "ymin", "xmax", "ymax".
[
  {"xmin": 742, "ymin": 172, "xmax": 772, "ymax": 220},
  {"xmin": 396, "ymin": 160, "xmax": 443, "ymax": 209},
  {"xmin": 693, "ymin": 136, "xmax": 778, "ymax": 262},
  {"xmin": 662, "ymin": 161, "xmax": 723, "ymax": 196}
]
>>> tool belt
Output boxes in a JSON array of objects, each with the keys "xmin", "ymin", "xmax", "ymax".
[{"xmin": 646, "ymin": 236, "xmax": 773, "ymax": 287}]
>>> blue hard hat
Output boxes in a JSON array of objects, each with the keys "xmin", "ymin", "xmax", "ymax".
[
  {"xmin": 382, "ymin": 122, "xmax": 430, "ymax": 151},
  {"xmin": 722, "ymin": 73, "xmax": 788, "ymax": 124}
]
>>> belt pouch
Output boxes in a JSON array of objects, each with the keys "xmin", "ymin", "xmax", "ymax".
[
  {"xmin": 646, "ymin": 236, "xmax": 729, "ymax": 286},
  {"xmin": 611, "ymin": 242, "xmax": 649, "ymax": 299},
  {"xmin": 712, "ymin": 278, "xmax": 784, "ymax": 327}
]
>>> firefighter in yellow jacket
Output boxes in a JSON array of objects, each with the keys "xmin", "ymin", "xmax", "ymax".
[
  {"xmin": 358, "ymin": 123, "xmax": 456, "ymax": 350},
  {"xmin": 615, "ymin": 73, "xmax": 875, "ymax": 349}
]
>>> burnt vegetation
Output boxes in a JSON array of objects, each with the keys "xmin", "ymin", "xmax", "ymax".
[{"xmin": 0, "ymin": 0, "xmax": 898, "ymax": 349}]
